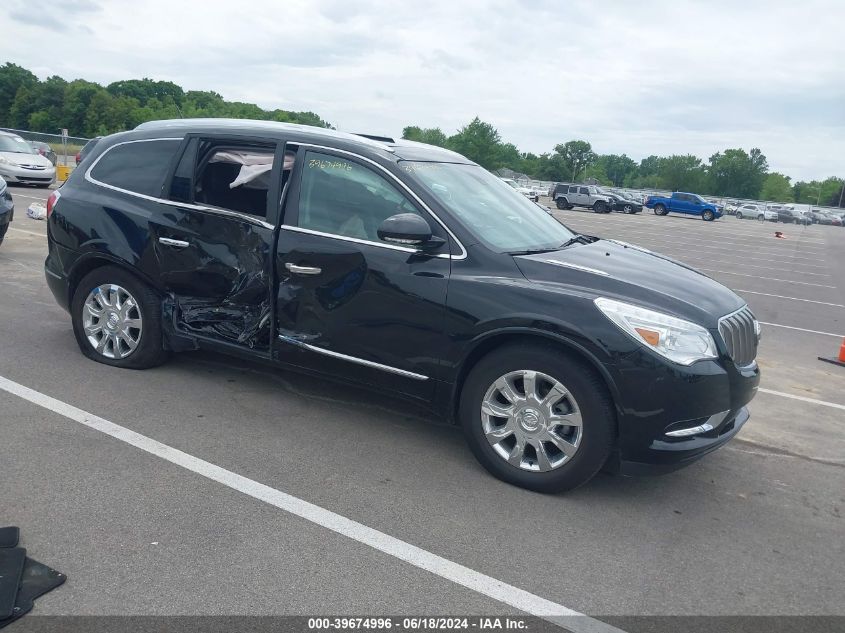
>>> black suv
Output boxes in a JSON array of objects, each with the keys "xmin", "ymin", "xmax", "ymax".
[{"xmin": 45, "ymin": 119, "xmax": 760, "ymax": 492}]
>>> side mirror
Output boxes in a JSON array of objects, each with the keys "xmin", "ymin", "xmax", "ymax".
[{"xmin": 377, "ymin": 213, "xmax": 433, "ymax": 247}]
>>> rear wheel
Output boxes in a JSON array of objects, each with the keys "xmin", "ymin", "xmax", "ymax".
[
  {"xmin": 555, "ymin": 198, "xmax": 568, "ymax": 210},
  {"xmin": 593, "ymin": 200, "xmax": 608, "ymax": 213},
  {"xmin": 702, "ymin": 209, "xmax": 715, "ymax": 221},
  {"xmin": 460, "ymin": 344, "xmax": 615, "ymax": 493},
  {"xmin": 653, "ymin": 204, "xmax": 667, "ymax": 216},
  {"xmin": 71, "ymin": 266, "xmax": 169, "ymax": 369}
]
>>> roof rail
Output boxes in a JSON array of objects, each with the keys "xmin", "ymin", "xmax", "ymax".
[{"xmin": 354, "ymin": 133, "xmax": 395, "ymax": 143}]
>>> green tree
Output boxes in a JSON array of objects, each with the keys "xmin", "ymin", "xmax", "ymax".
[
  {"xmin": 658, "ymin": 154, "xmax": 707, "ymax": 192},
  {"xmin": 554, "ymin": 140, "xmax": 596, "ymax": 182},
  {"xmin": 597, "ymin": 154, "xmax": 637, "ymax": 186},
  {"xmin": 708, "ymin": 148, "xmax": 768, "ymax": 197},
  {"xmin": 402, "ymin": 125, "xmax": 448, "ymax": 147},
  {"xmin": 0, "ymin": 62, "xmax": 38, "ymax": 125},
  {"xmin": 759, "ymin": 173, "xmax": 793, "ymax": 202},
  {"xmin": 446, "ymin": 117, "xmax": 503, "ymax": 170},
  {"xmin": 793, "ymin": 177, "xmax": 843, "ymax": 206}
]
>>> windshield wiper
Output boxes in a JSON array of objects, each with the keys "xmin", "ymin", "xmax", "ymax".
[
  {"xmin": 559, "ymin": 234, "xmax": 592, "ymax": 248},
  {"xmin": 508, "ymin": 247, "xmax": 560, "ymax": 256}
]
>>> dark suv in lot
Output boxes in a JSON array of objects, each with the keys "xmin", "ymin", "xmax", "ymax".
[{"xmin": 45, "ymin": 119, "xmax": 760, "ymax": 492}]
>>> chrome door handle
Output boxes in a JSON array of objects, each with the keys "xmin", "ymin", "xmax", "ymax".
[
  {"xmin": 158, "ymin": 237, "xmax": 190, "ymax": 248},
  {"xmin": 285, "ymin": 262, "xmax": 322, "ymax": 276}
]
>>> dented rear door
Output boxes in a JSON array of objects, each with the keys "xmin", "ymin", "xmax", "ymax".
[{"xmin": 153, "ymin": 135, "xmax": 284, "ymax": 351}]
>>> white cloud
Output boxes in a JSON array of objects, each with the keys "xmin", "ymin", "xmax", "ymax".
[{"xmin": 1, "ymin": 0, "xmax": 842, "ymax": 180}]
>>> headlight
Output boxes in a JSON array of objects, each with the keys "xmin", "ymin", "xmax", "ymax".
[{"xmin": 595, "ymin": 297, "xmax": 718, "ymax": 365}]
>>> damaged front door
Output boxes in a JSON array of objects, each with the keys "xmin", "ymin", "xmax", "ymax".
[
  {"xmin": 274, "ymin": 148, "xmax": 452, "ymax": 400},
  {"xmin": 153, "ymin": 136, "xmax": 284, "ymax": 351}
]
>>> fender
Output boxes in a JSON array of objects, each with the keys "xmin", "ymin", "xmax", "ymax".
[
  {"xmin": 440, "ymin": 323, "xmax": 623, "ymax": 424},
  {"xmin": 67, "ymin": 251, "xmax": 162, "ymax": 303}
]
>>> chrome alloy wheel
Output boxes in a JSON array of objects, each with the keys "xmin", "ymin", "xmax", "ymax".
[
  {"xmin": 82, "ymin": 284, "xmax": 143, "ymax": 359},
  {"xmin": 481, "ymin": 370, "xmax": 582, "ymax": 472}
]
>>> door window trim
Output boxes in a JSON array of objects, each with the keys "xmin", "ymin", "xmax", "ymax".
[
  {"xmin": 85, "ymin": 138, "xmax": 276, "ymax": 230},
  {"xmin": 281, "ymin": 143, "xmax": 467, "ymax": 260}
]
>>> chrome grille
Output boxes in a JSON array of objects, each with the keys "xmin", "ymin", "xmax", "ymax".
[{"xmin": 718, "ymin": 306, "xmax": 758, "ymax": 366}]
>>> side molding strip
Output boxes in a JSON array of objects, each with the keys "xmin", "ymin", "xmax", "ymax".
[{"xmin": 278, "ymin": 336, "xmax": 429, "ymax": 381}]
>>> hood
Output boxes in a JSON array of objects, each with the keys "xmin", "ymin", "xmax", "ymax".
[
  {"xmin": 514, "ymin": 239, "xmax": 745, "ymax": 327},
  {"xmin": 0, "ymin": 151, "xmax": 53, "ymax": 168}
]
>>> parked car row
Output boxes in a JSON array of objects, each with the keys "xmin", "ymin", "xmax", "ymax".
[{"xmin": 501, "ymin": 177, "xmax": 540, "ymax": 202}]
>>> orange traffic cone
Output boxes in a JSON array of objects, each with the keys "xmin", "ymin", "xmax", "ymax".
[{"xmin": 818, "ymin": 338, "xmax": 845, "ymax": 367}]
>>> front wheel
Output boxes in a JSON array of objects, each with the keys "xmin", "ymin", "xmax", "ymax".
[
  {"xmin": 460, "ymin": 345, "xmax": 615, "ymax": 493},
  {"xmin": 623, "ymin": 204, "xmax": 633, "ymax": 213},
  {"xmin": 71, "ymin": 266, "xmax": 169, "ymax": 369},
  {"xmin": 702, "ymin": 210, "xmax": 715, "ymax": 221}
]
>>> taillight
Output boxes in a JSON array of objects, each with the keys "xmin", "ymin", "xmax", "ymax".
[{"xmin": 46, "ymin": 190, "xmax": 61, "ymax": 218}]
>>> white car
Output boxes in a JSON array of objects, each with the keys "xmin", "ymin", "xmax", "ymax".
[
  {"xmin": 0, "ymin": 131, "xmax": 56, "ymax": 187},
  {"xmin": 735, "ymin": 204, "xmax": 775, "ymax": 221},
  {"xmin": 501, "ymin": 178, "xmax": 539, "ymax": 202}
]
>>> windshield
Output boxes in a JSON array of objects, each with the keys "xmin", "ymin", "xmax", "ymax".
[
  {"xmin": 402, "ymin": 162, "xmax": 575, "ymax": 253},
  {"xmin": 0, "ymin": 135, "xmax": 36, "ymax": 154}
]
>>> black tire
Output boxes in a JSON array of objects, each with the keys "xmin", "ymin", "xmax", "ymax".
[
  {"xmin": 735, "ymin": 211, "xmax": 743, "ymax": 220},
  {"xmin": 555, "ymin": 198, "xmax": 567, "ymax": 210},
  {"xmin": 702, "ymin": 209, "xmax": 715, "ymax": 221},
  {"xmin": 71, "ymin": 265, "xmax": 169, "ymax": 369},
  {"xmin": 623, "ymin": 204, "xmax": 633, "ymax": 214},
  {"xmin": 593, "ymin": 200, "xmax": 607, "ymax": 213},
  {"xmin": 459, "ymin": 344, "xmax": 615, "ymax": 493},
  {"xmin": 654, "ymin": 204, "xmax": 667, "ymax": 216},
  {"xmin": 36, "ymin": 183, "xmax": 51, "ymax": 188}
]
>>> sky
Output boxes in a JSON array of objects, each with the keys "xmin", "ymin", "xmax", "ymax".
[{"xmin": 2, "ymin": 0, "xmax": 843, "ymax": 181}]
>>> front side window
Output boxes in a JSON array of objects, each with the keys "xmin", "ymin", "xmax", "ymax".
[
  {"xmin": 403, "ymin": 162, "xmax": 575, "ymax": 253},
  {"xmin": 90, "ymin": 139, "xmax": 181, "ymax": 197},
  {"xmin": 579, "ymin": 187, "xmax": 589, "ymax": 195},
  {"xmin": 296, "ymin": 151, "xmax": 421, "ymax": 242}
]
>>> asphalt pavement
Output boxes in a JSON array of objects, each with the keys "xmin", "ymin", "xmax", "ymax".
[{"xmin": 1, "ymin": 185, "xmax": 843, "ymax": 630}]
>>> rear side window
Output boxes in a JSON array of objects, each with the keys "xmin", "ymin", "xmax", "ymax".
[{"xmin": 90, "ymin": 139, "xmax": 181, "ymax": 197}]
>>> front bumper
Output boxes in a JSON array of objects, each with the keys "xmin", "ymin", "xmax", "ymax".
[
  {"xmin": 0, "ymin": 163, "xmax": 56, "ymax": 185},
  {"xmin": 608, "ymin": 343, "xmax": 760, "ymax": 475},
  {"xmin": 619, "ymin": 406, "xmax": 750, "ymax": 475}
]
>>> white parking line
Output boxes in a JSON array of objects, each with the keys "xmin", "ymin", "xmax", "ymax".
[
  {"xmin": 8, "ymin": 227, "xmax": 46, "ymax": 238},
  {"xmin": 758, "ymin": 322, "xmax": 844, "ymax": 338},
  {"xmin": 660, "ymin": 251, "xmax": 829, "ymax": 269},
  {"xmin": 758, "ymin": 388, "xmax": 845, "ymax": 412},
  {"xmin": 696, "ymin": 269, "xmax": 836, "ymax": 288},
  {"xmin": 733, "ymin": 289, "xmax": 844, "ymax": 307},
  {"xmin": 684, "ymin": 260, "xmax": 832, "ymax": 277},
  {"xmin": 0, "ymin": 374, "xmax": 623, "ymax": 633}
]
